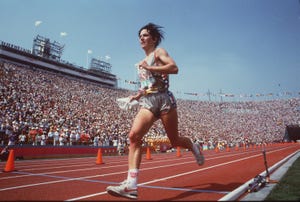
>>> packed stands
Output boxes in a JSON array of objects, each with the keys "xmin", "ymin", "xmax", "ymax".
[{"xmin": 0, "ymin": 61, "xmax": 299, "ymax": 152}]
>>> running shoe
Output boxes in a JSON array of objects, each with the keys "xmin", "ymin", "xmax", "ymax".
[
  {"xmin": 192, "ymin": 143, "xmax": 205, "ymax": 165},
  {"xmin": 106, "ymin": 180, "xmax": 138, "ymax": 199}
]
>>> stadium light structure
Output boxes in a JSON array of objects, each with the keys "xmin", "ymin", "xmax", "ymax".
[
  {"xmin": 32, "ymin": 35, "xmax": 64, "ymax": 61},
  {"xmin": 89, "ymin": 57, "xmax": 112, "ymax": 73}
]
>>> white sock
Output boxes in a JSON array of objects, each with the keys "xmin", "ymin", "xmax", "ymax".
[{"xmin": 127, "ymin": 169, "xmax": 139, "ymax": 188}]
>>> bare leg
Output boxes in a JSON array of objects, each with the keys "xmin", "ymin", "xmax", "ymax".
[
  {"xmin": 128, "ymin": 108, "xmax": 156, "ymax": 169},
  {"xmin": 106, "ymin": 108, "xmax": 156, "ymax": 199},
  {"xmin": 161, "ymin": 108, "xmax": 204, "ymax": 166},
  {"xmin": 160, "ymin": 108, "xmax": 193, "ymax": 149}
]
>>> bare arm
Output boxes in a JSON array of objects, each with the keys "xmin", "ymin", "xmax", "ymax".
[
  {"xmin": 139, "ymin": 48, "xmax": 178, "ymax": 74},
  {"xmin": 131, "ymin": 48, "xmax": 178, "ymax": 101}
]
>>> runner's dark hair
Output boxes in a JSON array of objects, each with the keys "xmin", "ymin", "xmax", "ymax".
[{"xmin": 138, "ymin": 23, "xmax": 164, "ymax": 47}]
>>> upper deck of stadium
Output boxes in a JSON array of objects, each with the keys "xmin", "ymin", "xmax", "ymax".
[{"xmin": 0, "ymin": 39, "xmax": 117, "ymax": 88}]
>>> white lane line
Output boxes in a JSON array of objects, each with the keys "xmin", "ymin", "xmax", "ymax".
[
  {"xmin": 0, "ymin": 151, "xmax": 247, "ymax": 181},
  {"xmin": 66, "ymin": 147, "xmax": 293, "ymax": 201},
  {"xmin": 65, "ymin": 191, "xmax": 107, "ymax": 201},
  {"xmin": 0, "ymin": 151, "xmax": 251, "ymax": 193},
  {"xmin": 0, "ymin": 146, "xmax": 293, "ymax": 201},
  {"xmin": 65, "ymin": 154, "xmax": 262, "ymax": 201}
]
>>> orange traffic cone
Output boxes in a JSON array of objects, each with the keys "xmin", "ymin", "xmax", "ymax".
[
  {"xmin": 4, "ymin": 149, "xmax": 15, "ymax": 172},
  {"xmin": 96, "ymin": 148, "xmax": 104, "ymax": 165},
  {"xmin": 146, "ymin": 147, "xmax": 152, "ymax": 160},
  {"xmin": 235, "ymin": 145, "xmax": 239, "ymax": 151},
  {"xmin": 176, "ymin": 146, "xmax": 181, "ymax": 157},
  {"xmin": 215, "ymin": 147, "xmax": 219, "ymax": 153}
]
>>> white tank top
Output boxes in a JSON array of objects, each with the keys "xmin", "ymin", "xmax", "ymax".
[{"xmin": 137, "ymin": 51, "xmax": 169, "ymax": 92}]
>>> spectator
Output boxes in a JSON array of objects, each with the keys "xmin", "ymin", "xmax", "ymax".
[
  {"xmin": 0, "ymin": 60, "xmax": 299, "ymax": 150},
  {"xmin": 18, "ymin": 133, "xmax": 26, "ymax": 146},
  {"xmin": 53, "ymin": 129, "xmax": 59, "ymax": 146},
  {"xmin": 0, "ymin": 146, "xmax": 10, "ymax": 161},
  {"xmin": 47, "ymin": 127, "xmax": 54, "ymax": 145},
  {"xmin": 75, "ymin": 130, "xmax": 81, "ymax": 145},
  {"xmin": 93, "ymin": 135, "xmax": 99, "ymax": 147},
  {"xmin": 41, "ymin": 133, "xmax": 47, "ymax": 146},
  {"xmin": 69, "ymin": 130, "xmax": 76, "ymax": 146}
]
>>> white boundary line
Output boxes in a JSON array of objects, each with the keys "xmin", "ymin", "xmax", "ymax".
[
  {"xmin": 218, "ymin": 149, "xmax": 300, "ymax": 201},
  {"xmin": 66, "ymin": 191, "xmax": 108, "ymax": 201},
  {"xmin": 0, "ymin": 146, "xmax": 296, "ymax": 201},
  {"xmin": 0, "ymin": 151, "xmax": 244, "ymax": 180},
  {"xmin": 66, "ymin": 146, "xmax": 297, "ymax": 201}
]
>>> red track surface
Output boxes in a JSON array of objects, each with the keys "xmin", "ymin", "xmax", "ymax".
[{"xmin": 0, "ymin": 143, "xmax": 299, "ymax": 201}]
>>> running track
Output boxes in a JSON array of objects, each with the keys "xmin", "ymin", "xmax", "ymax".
[{"xmin": 0, "ymin": 143, "xmax": 299, "ymax": 201}]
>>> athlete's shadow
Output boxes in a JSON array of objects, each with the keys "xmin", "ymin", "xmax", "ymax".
[{"xmin": 160, "ymin": 182, "xmax": 242, "ymax": 201}]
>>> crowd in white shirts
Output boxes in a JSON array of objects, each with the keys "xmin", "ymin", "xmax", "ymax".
[{"xmin": 0, "ymin": 61, "xmax": 299, "ymax": 151}]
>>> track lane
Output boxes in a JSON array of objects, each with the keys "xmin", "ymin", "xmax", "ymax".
[{"xmin": 0, "ymin": 143, "xmax": 298, "ymax": 201}]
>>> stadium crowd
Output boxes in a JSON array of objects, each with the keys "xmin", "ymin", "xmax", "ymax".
[{"xmin": 0, "ymin": 61, "xmax": 299, "ymax": 151}]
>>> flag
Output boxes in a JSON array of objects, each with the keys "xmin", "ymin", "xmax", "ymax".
[
  {"xmin": 60, "ymin": 32, "xmax": 67, "ymax": 37},
  {"xmin": 35, "ymin": 20, "xmax": 42, "ymax": 27},
  {"xmin": 184, "ymin": 92, "xmax": 198, "ymax": 96},
  {"xmin": 125, "ymin": 80, "xmax": 138, "ymax": 84}
]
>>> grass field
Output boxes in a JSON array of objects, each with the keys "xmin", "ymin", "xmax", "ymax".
[{"xmin": 265, "ymin": 156, "xmax": 300, "ymax": 201}]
